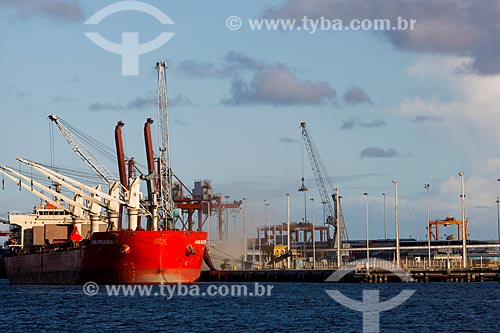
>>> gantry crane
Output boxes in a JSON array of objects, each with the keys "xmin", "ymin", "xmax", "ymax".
[{"xmin": 300, "ymin": 122, "xmax": 348, "ymax": 258}]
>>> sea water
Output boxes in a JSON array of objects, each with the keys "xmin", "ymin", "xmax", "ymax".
[{"xmin": 0, "ymin": 281, "xmax": 499, "ymax": 332}]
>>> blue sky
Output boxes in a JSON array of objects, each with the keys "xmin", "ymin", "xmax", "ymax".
[{"xmin": 2, "ymin": 0, "xmax": 500, "ymax": 242}]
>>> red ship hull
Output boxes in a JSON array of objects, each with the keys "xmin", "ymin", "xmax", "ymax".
[
  {"xmin": 82, "ymin": 230, "xmax": 207, "ymax": 284},
  {"xmin": 5, "ymin": 230, "xmax": 207, "ymax": 284}
]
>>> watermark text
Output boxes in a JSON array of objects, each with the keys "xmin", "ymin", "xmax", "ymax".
[
  {"xmin": 227, "ymin": 16, "xmax": 416, "ymax": 33},
  {"xmin": 83, "ymin": 281, "xmax": 274, "ymax": 298}
]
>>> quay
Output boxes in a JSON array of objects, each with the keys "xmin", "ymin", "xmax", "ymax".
[{"xmin": 198, "ymin": 267, "xmax": 500, "ymax": 283}]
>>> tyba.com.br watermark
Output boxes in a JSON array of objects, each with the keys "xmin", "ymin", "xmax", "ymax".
[
  {"xmin": 226, "ymin": 16, "xmax": 416, "ymax": 33},
  {"xmin": 83, "ymin": 281, "xmax": 274, "ymax": 298}
]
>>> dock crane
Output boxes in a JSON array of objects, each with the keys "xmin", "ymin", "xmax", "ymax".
[
  {"xmin": 156, "ymin": 62, "xmax": 174, "ymax": 229},
  {"xmin": 300, "ymin": 122, "xmax": 348, "ymax": 265}
]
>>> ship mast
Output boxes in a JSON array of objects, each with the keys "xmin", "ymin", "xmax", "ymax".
[{"xmin": 156, "ymin": 61, "xmax": 174, "ymax": 229}]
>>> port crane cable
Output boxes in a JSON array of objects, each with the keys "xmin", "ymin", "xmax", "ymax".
[
  {"xmin": 37, "ymin": 163, "xmax": 104, "ymax": 184},
  {"xmin": 49, "ymin": 120, "xmax": 55, "ymax": 168},
  {"xmin": 47, "ymin": 115, "xmax": 149, "ymax": 218},
  {"xmin": 61, "ymin": 118, "xmax": 149, "ymax": 171},
  {"xmin": 48, "ymin": 114, "xmax": 118, "ymax": 185},
  {"xmin": 48, "ymin": 115, "xmax": 148, "ymax": 184},
  {"xmin": 57, "ymin": 116, "xmax": 127, "ymax": 165}
]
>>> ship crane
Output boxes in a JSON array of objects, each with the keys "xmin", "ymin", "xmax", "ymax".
[
  {"xmin": 0, "ymin": 164, "xmax": 92, "ymax": 246},
  {"xmin": 48, "ymin": 114, "xmax": 118, "ymax": 186},
  {"xmin": 0, "ymin": 165, "xmax": 72, "ymax": 213},
  {"xmin": 0, "ymin": 163, "xmax": 104, "ymax": 242},
  {"xmin": 16, "ymin": 157, "xmax": 126, "ymax": 230},
  {"xmin": 12, "ymin": 157, "xmax": 144, "ymax": 233},
  {"xmin": 19, "ymin": 157, "xmax": 146, "ymax": 230},
  {"xmin": 300, "ymin": 122, "xmax": 348, "ymax": 263}
]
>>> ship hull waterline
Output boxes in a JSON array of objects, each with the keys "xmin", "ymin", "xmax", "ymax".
[{"xmin": 4, "ymin": 230, "xmax": 207, "ymax": 285}]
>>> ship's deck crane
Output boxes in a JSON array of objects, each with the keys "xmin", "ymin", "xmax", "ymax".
[
  {"xmin": 300, "ymin": 122, "xmax": 348, "ymax": 257},
  {"xmin": 48, "ymin": 114, "xmax": 118, "ymax": 186},
  {"xmin": 2, "ymin": 157, "xmax": 142, "ymax": 234},
  {"xmin": 0, "ymin": 165, "xmax": 73, "ymax": 214},
  {"xmin": 17, "ymin": 157, "xmax": 125, "ymax": 229}
]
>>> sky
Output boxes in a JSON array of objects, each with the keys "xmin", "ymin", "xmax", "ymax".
[{"xmin": 1, "ymin": 0, "xmax": 500, "ymax": 242}]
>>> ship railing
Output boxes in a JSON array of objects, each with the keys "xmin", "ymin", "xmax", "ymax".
[{"xmin": 8, "ymin": 211, "xmax": 32, "ymax": 216}]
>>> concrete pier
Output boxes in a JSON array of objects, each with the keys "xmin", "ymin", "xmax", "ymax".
[{"xmin": 198, "ymin": 268, "xmax": 500, "ymax": 283}]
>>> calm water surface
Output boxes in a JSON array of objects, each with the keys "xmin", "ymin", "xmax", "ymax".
[{"xmin": 0, "ymin": 281, "xmax": 499, "ymax": 332}]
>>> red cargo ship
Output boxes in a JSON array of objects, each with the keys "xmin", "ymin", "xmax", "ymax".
[
  {"xmin": 5, "ymin": 229, "xmax": 207, "ymax": 284},
  {"xmin": 2, "ymin": 62, "xmax": 211, "ymax": 284}
]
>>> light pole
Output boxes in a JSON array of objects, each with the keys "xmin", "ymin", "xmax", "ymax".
[
  {"xmin": 459, "ymin": 172, "xmax": 467, "ymax": 268},
  {"xmin": 263, "ymin": 199, "xmax": 270, "ymax": 245},
  {"xmin": 299, "ymin": 177, "xmax": 308, "ymax": 222},
  {"xmin": 286, "ymin": 193, "xmax": 291, "ymax": 269},
  {"xmin": 272, "ymin": 211, "xmax": 276, "ymax": 245},
  {"xmin": 424, "ymin": 184, "xmax": 431, "ymax": 268},
  {"xmin": 392, "ymin": 180, "xmax": 400, "ymax": 267},
  {"xmin": 497, "ymin": 196, "xmax": 500, "ymax": 244},
  {"xmin": 335, "ymin": 188, "xmax": 341, "ymax": 268},
  {"xmin": 242, "ymin": 197, "xmax": 247, "ymax": 269},
  {"xmin": 257, "ymin": 224, "xmax": 262, "ymax": 267},
  {"xmin": 224, "ymin": 195, "xmax": 230, "ymax": 242},
  {"xmin": 298, "ymin": 177, "xmax": 308, "ymax": 253},
  {"xmin": 232, "ymin": 210, "xmax": 237, "ymax": 241},
  {"xmin": 257, "ymin": 208, "xmax": 262, "ymax": 267},
  {"xmin": 363, "ymin": 193, "xmax": 369, "ymax": 272},
  {"xmin": 382, "ymin": 193, "xmax": 387, "ymax": 240},
  {"xmin": 321, "ymin": 200, "xmax": 327, "ymax": 225},
  {"xmin": 207, "ymin": 201, "xmax": 211, "ymax": 250},
  {"xmin": 310, "ymin": 197, "xmax": 316, "ymax": 269},
  {"xmin": 497, "ymin": 178, "xmax": 500, "ymax": 243}
]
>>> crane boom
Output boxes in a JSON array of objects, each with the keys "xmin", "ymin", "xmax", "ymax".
[
  {"xmin": 17, "ymin": 158, "xmax": 125, "ymax": 205},
  {"xmin": 300, "ymin": 122, "xmax": 347, "ymax": 248},
  {"xmin": 48, "ymin": 114, "xmax": 118, "ymax": 184},
  {"xmin": 156, "ymin": 62, "xmax": 174, "ymax": 228},
  {"xmin": 0, "ymin": 167, "xmax": 70, "ymax": 213},
  {"xmin": 0, "ymin": 165, "xmax": 93, "ymax": 217}
]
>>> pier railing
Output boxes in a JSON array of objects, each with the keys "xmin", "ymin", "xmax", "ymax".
[{"xmin": 271, "ymin": 256, "xmax": 500, "ymax": 271}]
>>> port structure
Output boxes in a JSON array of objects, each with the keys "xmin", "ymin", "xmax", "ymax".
[
  {"xmin": 300, "ymin": 122, "xmax": 348, "ymax": 264},
  {"xmin": 256, "ymin": 221, "xmax": 332, "ymax": 268},
  {"xmin": 429, "ymin": 217, "xmax": 469, "ymax": 241},
  {"xmin": 156, "ymin": 61, "xmax": 174, "ymax": 229},
  {"xmin": 173, "ymin": 180, "xmax": 242, "ymax": 244}
]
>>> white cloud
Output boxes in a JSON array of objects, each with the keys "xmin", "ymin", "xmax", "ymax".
[
  {"xmin": 394, "ymin": 57, "xmax": 500, "ymax": 238},
  {"xmin": 399, "ymin": 55, "xmax": 500, "ymax": 146},
  {"xmin": 265, "ymin": 0, "xmax": 500, "ymax": 75},
  {"xmin": 222, "ymin": 65, "xmax": 337, "ymax": 106}
]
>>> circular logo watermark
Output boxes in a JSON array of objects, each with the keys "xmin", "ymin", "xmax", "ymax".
[
  {"xmin": 84, "ymin": 1, "xmax": 175, "ymax": 76},
  {"xmin": 325, "ymin": 259, "xmax": 415, "ymax": 333},
  {"xmin": 326, "ymin": 259, "xmax": 414, "ymax": 283},
  {"xmin": 83, "ymin": 281, "xmax": 99, "ymax": 296},
  {"xmin": 226, "ymin": 16, "xmax": 242, "ymax": 30}
]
